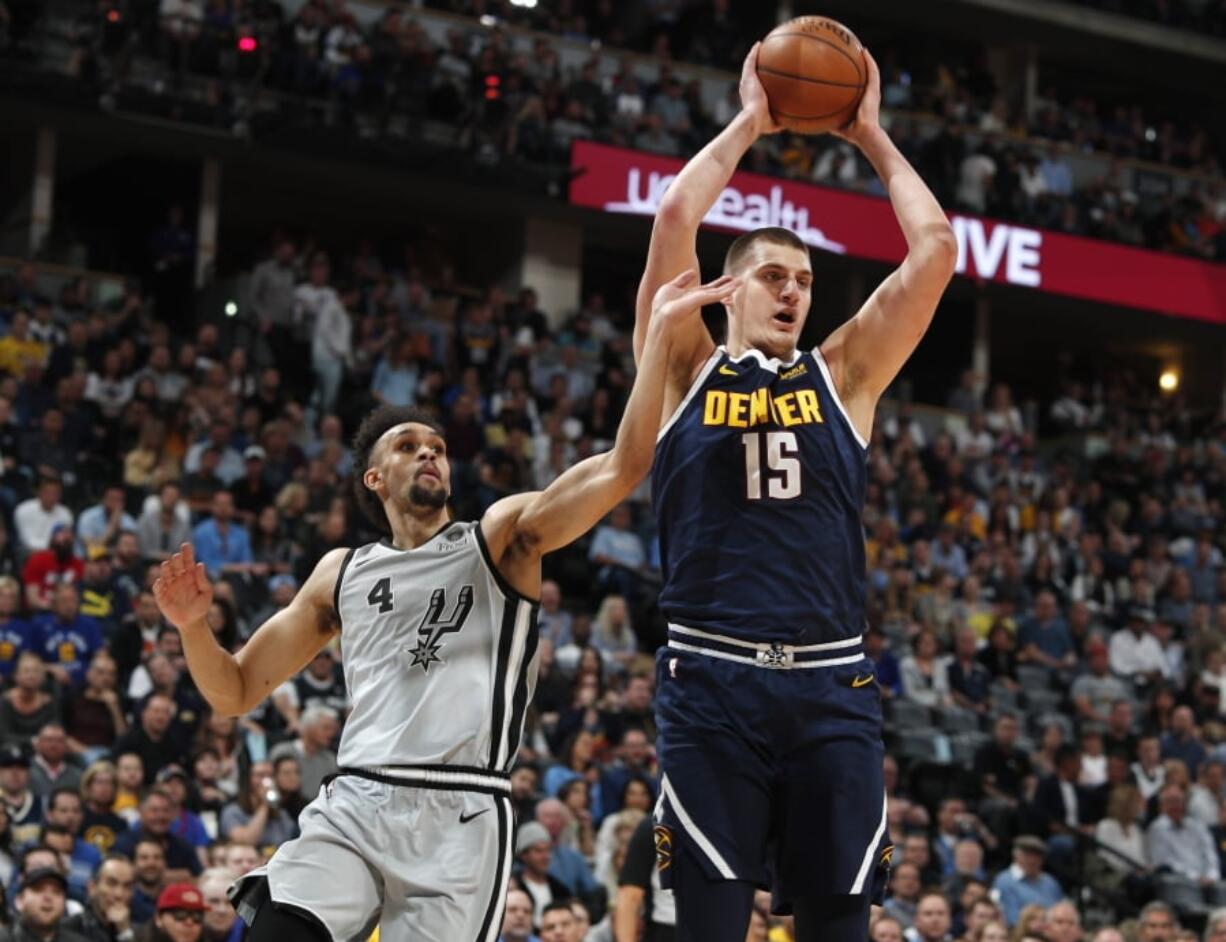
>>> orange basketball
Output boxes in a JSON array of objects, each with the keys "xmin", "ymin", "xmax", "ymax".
[{"xmin": 756, "ymin": 16, "xmax": 866, "ymax": 135}]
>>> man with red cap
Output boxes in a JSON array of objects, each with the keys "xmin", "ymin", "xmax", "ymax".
[{"xmin": 137, "ymin": 884, "xmax": 207, "ymax": 942}]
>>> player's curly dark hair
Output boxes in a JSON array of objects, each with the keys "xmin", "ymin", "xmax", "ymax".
[{"xmin": 351, "ymin": 405, "xmax": 446, "ymax": 534}]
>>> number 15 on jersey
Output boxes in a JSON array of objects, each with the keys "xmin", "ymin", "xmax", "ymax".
[{"xmin": 741, "ymin": 431, "xmax": 801, "ymax": 501}]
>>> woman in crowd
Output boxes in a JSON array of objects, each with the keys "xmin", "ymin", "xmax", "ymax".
[
  {"xmin": 219, "ymin": 760, "xmax": 299, "ymax": 849},
  {"xmin": 901, "ymin": 629, "xmax": 953, "ymax": 709}
]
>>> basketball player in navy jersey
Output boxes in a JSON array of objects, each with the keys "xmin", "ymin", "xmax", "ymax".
[{"xmin": 635, "ymin": 45, "xmax": 958, "ymax": 942}]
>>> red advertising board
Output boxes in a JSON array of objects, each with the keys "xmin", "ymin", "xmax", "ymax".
[{"xmin": 569, "ymin": 141, "xmax": 1226, "ymax": 325}]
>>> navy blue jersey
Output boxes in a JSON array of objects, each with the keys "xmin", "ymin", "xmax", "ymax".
[{"xmin": 652, "ymin": 345, "xmax": 868, "ymax": 646}]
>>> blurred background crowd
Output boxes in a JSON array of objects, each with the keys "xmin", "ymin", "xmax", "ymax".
[{"xmin": 0, "ymin": 1, "xmax": 1224, "ymax": 942}]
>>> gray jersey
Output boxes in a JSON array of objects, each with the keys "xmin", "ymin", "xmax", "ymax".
[{"xmin": 333, "ymin": 520, "xmax": 539, "ymax": 774}]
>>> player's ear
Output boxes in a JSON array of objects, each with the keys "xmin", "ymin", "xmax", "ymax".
[{"xmin": 362, "ymin": 466, "xmax": 383, "ymax": 496}]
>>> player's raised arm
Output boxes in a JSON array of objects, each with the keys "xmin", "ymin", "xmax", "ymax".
[
  {"xmin": 484, "ymin": 271, "xmax": 739, "ymax": 589},
  {"xmin": 633, "ymin": 45, "xmax": 780, "ymax": 372},
  {"xmin": 154, "ymin": 543, "xmax": 345, "ymax": 716},
  {"xmin": 820, "ymin": 51, "xmax": 958, "ymax": 429}
]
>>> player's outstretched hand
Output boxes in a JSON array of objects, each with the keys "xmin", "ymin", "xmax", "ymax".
[
  {"xmin": 153, "ymin": 543, "xmax": 214, "ymax": 630},
  {"xmin": 651, "ymin": 270, "xmax": 741, "ymax": 327},
  {"xmin": 739, "ymin": 42, "xmax": 783, "ymax": 137},
  {"xmin": 833, "ymin": 48, "xmax": 882, "ymax": 146}
]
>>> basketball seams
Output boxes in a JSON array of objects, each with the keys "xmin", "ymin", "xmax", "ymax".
[
  {"xmin": 761, "ymin": 31, "xmax": 864, "ymax": 84},
  {"xmin": 756, "ymin": 65, "xmax": 864, "ymax": 90}
]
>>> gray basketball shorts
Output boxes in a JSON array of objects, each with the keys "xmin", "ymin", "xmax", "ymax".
[{"xmin": 230, "ymin": 770, "xmax": 514, "ymax": 942}]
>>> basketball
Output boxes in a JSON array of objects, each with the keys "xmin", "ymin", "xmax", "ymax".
[{"xmin": 757, "ymin": 16, "xmax": 867, "ymax": 135}]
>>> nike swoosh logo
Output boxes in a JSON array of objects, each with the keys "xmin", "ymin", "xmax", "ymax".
[
  {"xmin": 851, "ymin": 674, "xmax": 875, "ymax": 688},
  {"xmin": 459, "ymin": 809, "xmax": 489, "ymax": 824},
  {"xmin": 718, "ymin": 365, "xmax": 738, "ymax": 376}
]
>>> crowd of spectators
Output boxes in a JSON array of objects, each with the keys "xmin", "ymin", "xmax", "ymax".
[
  {"xmin": 0, "ymin": 203, "xmax": 1224, "ymax": 942},
  {"xmin": 15, "ymin": 0, "xmax": 1216, "ymax": 264}
]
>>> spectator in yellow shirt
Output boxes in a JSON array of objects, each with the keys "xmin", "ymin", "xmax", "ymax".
[{"xmin": 0, "ymin": 310, "xmax": 49, "ymax": 377}]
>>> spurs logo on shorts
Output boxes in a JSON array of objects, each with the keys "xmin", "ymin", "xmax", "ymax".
[
  {"xmin": 407, "ymin": 585, "xmax": 475, "ymax": 672},
  {"xmin": 654, "ymin": 825, "xmax": 674, "ymax": 871}
]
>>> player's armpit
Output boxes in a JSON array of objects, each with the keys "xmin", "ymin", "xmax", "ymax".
[{"xmin": 223, "ymin": 546, "xmax": 348, "ymax": 715}]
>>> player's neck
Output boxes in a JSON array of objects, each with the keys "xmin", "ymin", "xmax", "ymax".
[
  {"xmin": 724, "ymin": 337, "xmax": 797, "ymax": 362},
  {"xmin": 385, "ymin": 510, "xmax": 452, "ymax": 550}
]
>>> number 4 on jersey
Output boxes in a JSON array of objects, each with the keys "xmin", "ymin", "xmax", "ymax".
[
  {"xmin": 741, "ymin": 431, "xmax": 801, "ymax": 500},
  {"xmin": 367, "ymin": 577, "xmax": 393, "ymax": 612}
]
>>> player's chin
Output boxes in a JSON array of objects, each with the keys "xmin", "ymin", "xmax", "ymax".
[{"xmin": 408, "ymin": 481, "xmax": 448, "ymax": 509}]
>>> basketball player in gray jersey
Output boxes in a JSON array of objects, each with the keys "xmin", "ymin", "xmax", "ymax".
[{"xmin": 152, "ymin": 270, "xmax": 740, "ymax": 942}]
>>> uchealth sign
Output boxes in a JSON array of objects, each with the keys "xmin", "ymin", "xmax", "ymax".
[{"xmin": 569, "ymin": 141, "xmax": 1226, "ymax": 325}]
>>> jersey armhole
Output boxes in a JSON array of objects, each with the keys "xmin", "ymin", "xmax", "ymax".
[
  {"xmin": 474, "ymin": 522, "xmax": 541, "ymax": 606},
  {"xmin": 331, "ymin": 546, "xmax": 358, "ymax": 633},
  {"xmin": 810, "ymin": 346, "xmax": 870, "ymax": 451},
  {"xmin": 656, "ymin": 347, "xmax": 723, "ymax": 444}
]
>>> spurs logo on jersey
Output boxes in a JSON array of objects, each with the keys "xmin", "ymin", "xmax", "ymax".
[
  {"xmin": 407, "ymin": 585, "xmax": 474, "ymax": 672},
  {"xmin": 333, "ymin": 520, "xmax": 541, "ymax": 772}
]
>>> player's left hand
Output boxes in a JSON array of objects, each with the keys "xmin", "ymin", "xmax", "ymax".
[
  {"xmin": 832, "ymin": 48, "xmax": 882, "ymax": 146},
  {"xmin": 651, "ymin": 270, "xmax": 742, "ymax": 329}
]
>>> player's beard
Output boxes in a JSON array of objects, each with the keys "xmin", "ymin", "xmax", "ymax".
[{"xmin": 408, "ymin": 482, "xmax": 447, "ymax": 509}]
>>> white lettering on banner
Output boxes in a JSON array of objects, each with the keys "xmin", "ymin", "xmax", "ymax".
[
  {"xmin": 605, "ymin": 168, "xmax": 847, "ymax": 255},
  {"xmin": 952, "ymin": 217, "xmax": 1042, "ymax": 288}
]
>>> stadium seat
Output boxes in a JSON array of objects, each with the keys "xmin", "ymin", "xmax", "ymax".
[
  {"xmin": 1017, "ymin": 665, "xmax": 1053, "ymax": 692},
  {"xmin": 896, "ymin": 730, "xmax": 944, "ymax": 763},
  {"xmin": 940, "ymin": 707, "xmax": 982, "ymax": 734},
  {"xmin": 1023, "ymin": 689, "xmax": 1065, "ymax": 716},
  {"xmin": 989, "ymin": 682, "xmax": 1019, "ymax": 712},
  {"xmin": 888, "ymin": 699, "xmax": 934, "ymax": 730},
  {"xmin": 1156, "ymin": 874, "xmax": 1212, "ymax": 917}
]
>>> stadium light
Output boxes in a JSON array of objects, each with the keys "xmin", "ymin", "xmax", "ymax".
[
  {"xmin": 1159, "ymin": 368, "xmax": 1179, "ymax": 393},
  {"xmin": 509, "ymin": 0, "xmax": 538, "ymax": 7},
  {"xmin": 237, "ymin": 35, "xmax": 258, "ymax": 53},
  {"xmin": 224, "ymin": 301, "xmax": 238, "ymax": 317}
]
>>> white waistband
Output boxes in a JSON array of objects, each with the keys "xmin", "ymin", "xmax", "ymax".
[
  {"xmin": 363, "ymin": 766, "xmax": 512, "ymax": 793},
  {"xmin": 666, "ymin": 639, "xmax": 866, "ymax": 670},
  {"xmin": 668, "ymin": 623, "xmax": 864, "ymax": 652}
]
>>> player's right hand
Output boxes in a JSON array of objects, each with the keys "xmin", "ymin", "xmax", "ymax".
[
  {"xmin": 651, "ymin": 270, "xmax": 741, "ymax": 327},
  {"xmin": 153, "ymin": 543, "xmax": 215, "ymax": 629},
  {"xmin": 739, "ymin": 42, "xmax": 783, "ymax": 137}
]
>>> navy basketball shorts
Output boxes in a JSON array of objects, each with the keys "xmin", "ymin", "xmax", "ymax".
[{"xmin": 653, "ymin": 631, "xmax": 892, "ymax": 910}]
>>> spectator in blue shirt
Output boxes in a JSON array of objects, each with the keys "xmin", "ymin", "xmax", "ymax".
[
  {"xmin": 156, "ymin": 764, "xmax": 211, "ymax": 868},
  {"xmin": 498, "ymin": 886, "xmax": 542, "ymax": 942},
  {"xmin": 370, "ymin": 337, "xmax": 420, "ymax": 408},
  {"xmin": 588, "ymin": 504, "xmax": 646, "ymax": 605},
  {"xmin": 191, "ymin": 491, "xmax": 254, "ymax": 581},
  {"xmin": 40, "ymin": 786, "xmax": 103, "ymax": 902},
  {"xmin": 533, "ymin": 798, "xmax": 602, "ymax": 902},
  {"xmin": 948, "ymin": 627, "xmax": 993, "ymax": 714},
  {"xmin": 1017, "ymin": 590, "xmax": 1075, "ymax": 674},
  {"xmin": 0, "ymin": 576, "xmax": 33, "ymax": 681},
  {"xmin": 865, "ymin": 627, "xmax": 903, "ymax": 698},
  {"xmin": 75, "ymin": 485, "xmax": 137, "ymax": 558},
  {"xmin": 990, "ymin": 836, "xmax": 1064, "ymax": 926},
  {"xmin": 33, "ymin": 584, "xmax": 102, "ymax": 688},
  {"xmin": 931, "ymin": 524, "xmax": 968, "ymax": 581},
  {"xmin": 1161, "ymin": 705, "xmax": 1207, "ymax": 778}
]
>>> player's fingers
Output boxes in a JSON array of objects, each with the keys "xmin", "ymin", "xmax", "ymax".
[
  {"xmin": 182, "ymin": 543, "xmax": 196, "ymax": 569},
  {"xmin": 862, "ymin": 47, "xmax": 879, "ymax": 79},
  {"xmin": 194, "ymin": 562, "xmax": 209, "ymax": 593},
  {"xmin": 652, "ymin": 269, "xmax": 698, "ymax": 305}
]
